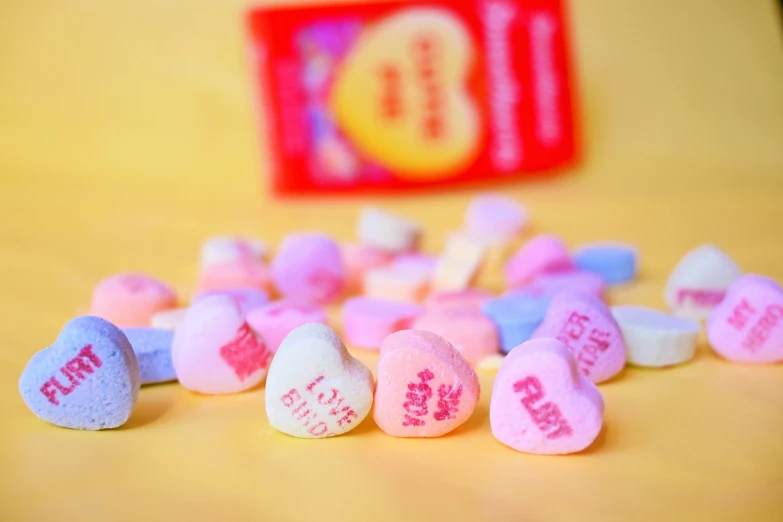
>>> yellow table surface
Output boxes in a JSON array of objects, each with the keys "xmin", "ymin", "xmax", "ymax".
[{"xmin": 2, "ymin": 0, "xmax": 783, "ymax": 520}]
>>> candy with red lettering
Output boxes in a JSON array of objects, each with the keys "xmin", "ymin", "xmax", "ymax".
[
  {"xmin": 172, "ymin": 295, "xmax": 271, "ymax": 394},
  {"xmin": 150, "ymin": 307, "xmax": 188, "ymax": 330},
  {"xmin": 664, "ymin": 244, "xmax": 742, "ymax": 320},
  {"xmin": 200, "ymin": 236, "xmax": 268, "ymax": 268},
  {"xmin": 521, "ymin": 269, "xmax": 606, "ymax": 299},
  {"xmin": 123, "ymin": 328, "xmax": 176, "ymax": 385},
  {"xmin": 482, "ymin": 294, "xmax": 551, "ymax": 353},
  {"xmin": 531, "ymin": 292, "xmax": 625, "ymax": 383},
  {"xmin": 464, "ymin": 193, "xmax": 529, "ymax": 243},
  {"xmin": 358, "ymin": 207, "xmax": 422, "ymax": 253},
  {"xmin": 342, "ymin": 243, "xmax": 394, "ymax": 294},
  {"xmin": 611, "ymin": 306, "xmax": 700, "ymax": 367},
  {"xmin": 198, "ymin": 258, "xmax": 271, "ymax": 293},
  {"xmin": 431, "ymin": 232, "xmax": 486, "ymax": 292},
  {"xmin": 193, "ymin": 287, "xmax": 269, "ymax": 315},
  {"xmin": 342, "ymin": 297, "xmax": 423, "ymax": 349},
  {"xmin": 90, "ymin": 272, "xmax": 178, "ymax": 328},
  {"xmin": 706, "ymin": 275, "xmax": 783, "ymax": 364},
  {"xmin": 413, "ymin": 307, "xmax": 499, "ymax": 365},
  {"xmin": 265, "ymin": 323, "xmax": 374, "ymax": 438},
  {"xmin": 573, "ymin": 242, "xmax": 637, "ymax": 285},
  {"xmin": 246, "ymin": 300, "xmax": 329, "ymax": 354},
  {"xmin": 272, "ymin": 233, "xmax": 346, "ymax": 305},
  {"xmin": 19, "ymin": 316, "xmax": 141, "ymax": 430},
  {"xmin": 374, "ymin": 330, "xmax": 480, "ymax": 437},
  {"xmin": 364, "ymin": 259, "xmax": 431, "ymax": 302},
  {"xmin": 490, "ymin": 337, "xmax": 604, "ymax": 454},
  {"xmin": 505, "ymin": 234, "xmax": 573, "ymax": 288},
  {"xmin": 425, "ymin": 288, "xmax": 494, "ymax": 312}
]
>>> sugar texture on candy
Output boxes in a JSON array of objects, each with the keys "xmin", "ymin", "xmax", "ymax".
[{"xmin": 611, "ymin": 306, "xmax": 699, "ymax": 368}]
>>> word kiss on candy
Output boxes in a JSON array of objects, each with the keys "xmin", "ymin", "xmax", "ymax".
[
  {"xmin": 19, "ymin": 316, "xmax": 141, "ymax": 430},
  {"xmin": 265, "ymin": 323, "xmax": 374, "ymax": 438}
]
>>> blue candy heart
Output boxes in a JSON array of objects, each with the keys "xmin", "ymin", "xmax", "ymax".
[{"xmin": 123, "ymin": 327, "xmax": 176, "ymax": 385}]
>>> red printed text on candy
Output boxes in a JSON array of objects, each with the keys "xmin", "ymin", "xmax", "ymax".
[
  {"xmin": 676, "ymin": 288, "xmax": 725, "ymax": 307},
  {"xmin": 39, "ymin": 344, "xmax": 103, "ymax": 406},
  {"xmin": 401, "ymin": 369, "xmax": 463, "ymax": 427},
  {"xmin": 279, "ymin": 375, "xmax": 359, "ymax": 436},
  {"xmin": 556, "ymin": 312, "xmax": 613, "ymax": 377},
  {"xmin": 513, "ymin": 376, "xmax": 573, "ymax": 440},
  {"xmin": 725, "ymin": 299, "xmax": 783, "ymax": 352},
  {"xmin": 219, "ymin": 323, "xmax": 271, "ymax": 380}
]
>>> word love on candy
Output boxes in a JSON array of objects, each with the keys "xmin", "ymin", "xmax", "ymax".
[
  {"xmin": 358, "ymin": 207, "xmax": 421, "ymax": 254},
  {"xmin": 611, "ymin": 306, "xmax": 699, "ymax": 368},
  {"xmin": 505, "ymin": 234, "xmax": 573, "ymax": 288},
  {"xmin": 19, "ymin": 316, "xmax": 141, "ymax": 430},
  {"xmin": 664, "ymin": 244, "xmax": 742, "ymax": 320},
  {"xmin": 173, "ymin": 295, "xmax": 271, "ymax": 394},
  {"xmin": 573, "ymin": 243, "xmax": 637, "ymax": 285},
  {"xmin": 707, "ymin": 275, "xmax": 783, "ymax": 364},
  {"xmin": 123, "ymin": 328, "xmax": 176, "ymax": 385},
  {"xmin": 342, "ymin": 297, "xmax": 422, "ymax": 349},
  {"xmin": 490, "ymin": 338, "xmax": 604, "ymax": 455},
  {"xmin": 272, "ymin": 233, "xmax": 346, "ymax": 305},
  {"xmin": 532, "ymin": 292, "xmax": 625, "ymax": 383},
  {"xmin": 265, "ymin": 324, "xmax": 374, "ymax": 438},
  {"xmin": 246, "ymin": 300, "xmax": 328, "ymax": 354},
  {"xmin": 90, "ymin": 273, "xmax": 177, "ymax": 328},
  {"xmin": 374, "ymin": 330, "xmax": 479, "ymax": 437}
]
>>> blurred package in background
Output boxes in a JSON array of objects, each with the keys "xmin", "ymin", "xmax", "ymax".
[{"xmin": 247, "ymin": 0, "xmax": 578, "ymax": 195}]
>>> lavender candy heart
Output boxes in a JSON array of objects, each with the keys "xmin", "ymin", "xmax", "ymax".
[
  {"xmin": 19, "ymin": 316, "xmax": 140, "ymax": 430},
  {"xmin": 123, "ymin": 328, "xmax": 176, "ymax": 385}
]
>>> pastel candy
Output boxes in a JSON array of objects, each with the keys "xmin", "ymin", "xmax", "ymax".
[
  {"xmin": 431, "ymin": 232, "xmax": 486, "ymax": 292},
  {"xmin": 490, "ymin": 338, "xmax": 604, "ymax": 455},
  {"xmin": 482, "ymin": 294, "xmax": 551, "ymax": 353},
  {"xmin": 198, "ymin": 258, "xmax": 271, "ymax": 293},
  {"xmin": 358, "ymin": 207, "xmax": 421, "ymax": 253},
  {"xmin": 265, "ymin": 323, "xmax": 375, "ymax": 438},
  {"xmin": 342, "ymin": 297, "xmax": 423, "ymax": 349},
  {"xmin": 464, "ymin": 193, "xmax": 529, "ymax": 243},
  {"xmin": 364, "ymin": 261, "xmax": 430, "ymax": 302},
  {"xmin": 173, "ymin": 295, "xmax": 272, "ymax": 394},
  {"xmin": 477, "ymin": 353, "xmax": 506, "ymax": 371},
  {"xmin": 90, "ymin": 273, "xmax": 178, "ymax": 328},
  {"xmin": 664, "ymin": 244, "xmax": 742, "ymax": 320},
  {"xmin": 392, "ymin": 252, "xmax": 438, "ymax": 275},
  {"xmin": 706, "ymin": 275, "xmax": 783, "ymax": 364},
  {"xmin": 19, "ymin": 316, "xmax": 140, "ymax": 430},
  {"xmin": 412, "ymin": 307, "xmax": 499, "ymax": 364},
  {"xmin": 505, "ymin": 235, "xmax": 573, "ymax": 288},
  {"xmin": 246, "ymin": 300, "xmax": 329, "ymax": 354},
  {"xmin": 201, "ymin": 236, "xmax": 268, "ymax": 268},
  {"xmin": 425, "ymin": 289, "xmax": 494, "ymax": 312},
  {"xmin": 523, "ymin": 270, "xmax": 606, "ymax": 299},
  {"xmin": 150, "ymin": 307, "xmax": 188, "ymax": 330},
  {"xmin": 611, "ymin": 306, "xmax": 700, "ymax": 367},
  {"xmin": 193, "ymin": 287, "xmax": 269, "ymax": 315},
  {"xmin": 123, "ymin": 328, "xmax": 176, "ymax": 385},
  {"xmin": 574, "ymin": 242, "xmax": 638, "ymax": 284},
  {"xmin": 531, "ymin": 292, "xmax": 625, "ymax": 383},
  {"xmin": 374, "ymin": 330, "xmax": 480, "ymax": 437},
  {"xmin": 342, "ymin": 243, "xmax": 393, "ymax": 294},
  {"xmin": 272, "ymin": 233, "xmax": 346, "ymax": 305}
]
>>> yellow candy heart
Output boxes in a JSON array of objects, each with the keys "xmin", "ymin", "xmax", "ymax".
[{"xmin": 330, "ymin": 8, "xmax": 481, "ymax": 181}]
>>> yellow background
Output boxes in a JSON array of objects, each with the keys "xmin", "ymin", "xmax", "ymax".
[{"xmin": 2, "ymin": 0, "xmax": 783, "ymax": 520}]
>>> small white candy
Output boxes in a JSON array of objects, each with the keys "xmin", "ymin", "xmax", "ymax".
[
  {"xmin": 431, "ymin": 232, "xmax": 486, "ymax": 292},
  {"xmin": 200, "ymin": 236, "xmax": 268, "ymax": 268},
  {"xmin": 150, "ymin": 307, "xmax": 188, "ymax": 330},
  {"xmin": 357, "ymin": 207, "xmax": 421, "ymax": 253},
  {"xmin": 664, "ymin": 245, "xmax": 742, "ymax": 320},
  {"xmin": 611, "ymin": 306, "xmax": 700, "ymax": 367}
]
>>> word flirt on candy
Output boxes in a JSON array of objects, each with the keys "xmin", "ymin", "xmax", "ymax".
[
  {"xmin": 505, "ymin": 234, "xmax": 573, "ymax": 288},
  {"xmin": 611, "ymin": 306, "xmax": 699, "ymax": 368},
  {"xmin": 123, "ymin": 328, "xmax": 176, "ymax": 385},
  {"xmin": 573, "ymin": 242, "xmax": 637, "ymax": 285},
  {"xmin": 490, "ymin": 337, "xmax": 604, "ymax": 454},
  {"xmin": 374, "ymin": 330, "xmax": 479, "ymax": 437},
  {"xmin": 266, "ymin": 323, "xmax": 374, "ymax": 438},
  {"xmin": 90, "ymin": 272, "xmax": 178, "ymax": 328},
  {"xmin": 272, "ymin": 233, "xmax": 346, "ymax": 305},
  {"xmin": 664, "ymin": 244, "xmax": 742, "ymax": 320},
  {"xmin": 173, "ymin": 295, "xmax": 271, "ymax": 394},
  {"xmin": 358, "ymin": 207, "xmax": 421, "ymax": 253},
  {"xmin": 19, "ymin": 316, "xmax": 141, "ymax": 430},
  {"xmin": 246, "ymin": 300, "xmax": 328, "ymax": 354},
  {"xmin": 342, "ymin": 297, "xmax": 423, "ymax": 349},
  {"xmin": 706, "ymin": 275, "xmax": 783, "ymax": 364}
]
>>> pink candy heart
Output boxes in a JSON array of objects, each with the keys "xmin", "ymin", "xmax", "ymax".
[
  {"xmin": 706, "ymin": 274, "xmax": 783, "ymax": 364},
  {"xmin": 490, "ymin": 338, "xmax": 604, "ymax": 454}
]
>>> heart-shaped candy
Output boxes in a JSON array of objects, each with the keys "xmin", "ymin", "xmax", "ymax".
[
  {"xmin": 246, "ymin": 299, "xmax": 329, "ymax": 354},
  {"xmin": 412, "ymin": 307, "xmax": 499, "ymax": 365},
  {"xmin": 490, "ymin": 338, "xmax": 604, "ymax": 454},
  {"xmin": 272, "ymin": 233, "xmax": 346, "ymax": 305},
  {"xmin": 265, "ymin": 323, "xmax": 375, "ymax": 438},
  {"xmin": 330, "ymin": 9, "xmax": 481, "ymax": 178},
  {"xmin": 664, "ymin": 245, "xmax": 742, "ymax": 320},
  {"xmin": 522, "ymin": 270, "xmax": 606, "ymax": 299},
  {"xmin": 19, "ymin": 316, "xmax": 141, "ymax": 430},
  {"xmin": 706, "ymin": 274, "xmax": 783, "ymax": 364},
  {"xmin": 573, "ymin": 242, "xmax": 638, "ymax": 285},
  {"xmin": 172, "ymin": 295, "xmax": 271, "ymax": 394},
  {"xmin": 611, "ymin": 306, "xmax": 699, "ymax": 367},
  {"xmin": 505, "ymin": 235, "xmax": 573, "ymax": 288},
  {"xmin": 342, "ymin": 243, "xmax": 394, "ymax": 294},
  {"xmin": 123, "ymin": 328, "xmax": 176, "ymax": 385},
  {"xmin": 482, "ymin": 294, "xmax": 551, "ymax": 353},
  {"xmin": 424, "ymin": 288, "xmax": 494, "ymax": 312},
  {"xmin": 364, "ymin": 261, "xmax": 431, "ymax": 303},
  {"xmin": 464, "ymin": 193, "xmax": 529, "ymax": 243},
  {"xmin": 198, "ymin": 258, "xmax": 271, "ymax": 293},
  {"xmin": 374, "ymin": 330, "xmax": 480, "ymax": 437},
  {"xmin": 342, "ymin": 297, "xmax": 423, "ymax": 349},
  {"xmin": 90, "ymin": 273, "xmax": 178, "ymax": 328},
  {"xmin": 531, "ymin": 291, "xmax": 625, "ymax": 383}
]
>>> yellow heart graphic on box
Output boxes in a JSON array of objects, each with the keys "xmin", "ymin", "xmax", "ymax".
[{"xmin": 330, "ymin": 8, "xmax": 481, "ymax": 180}]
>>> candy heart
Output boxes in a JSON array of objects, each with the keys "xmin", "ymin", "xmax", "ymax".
[
  {"xmin": 330, "ymin": 9, "xmax": 480, "ymax": 178},
  {"xmin": 342, "ymin": 297, "xmax": 423, "ymax": 349},
  {"xmin": 490, "ymin": 338, "xmax": 604, "ymax": 455},
  {"xmin": 200, "ymin": 235, "xmax": 268, "ymax": 269},
  {"xmin": 706, "ymin": 274, "xmax": 783, "ymax": 364},
  {"xmin": 341, "ymin": 243, "xmax": 394, "ymax": 294},
  {"xmin": 364, "ymin": 260, "xmax": 431, "ymax": 302},
  {"xmin": 664, "ymin": 244, "xmax": 742, "ymax": 320},
  {"xmin": 464, "ymin": 193, "xmax": 529, "ymax": 243},
  {"xmin": 123, "ymin": 328, "xmax": 176, "ymax": 385},
  {"xmin": 573, "ymin": 242, "xmax": 638, "ymax": 285},
  {"xmin": 246, "ymin": 299, "xmax": 329, "ymax": 354},
  {"xmin": 265, "ymin": 323, "xmax": 374, "ymax": 438},
  {"xmin": 198, "ymin": 258, "xmax": 271, "ymax": 293},
  {"xmin": 90, "ymin": 272, "xmax": 178, "ymax": 328},
  {"xmin": 374, "ymin": 330, "xmax": 480, "ymax": 437},
  {"xmin": 531, "ymin": 292, "xmax": 626, "ymax": 383},
  {"xmin": 19, "ymin": 316, "xmax": 140, "ymax": 430},
  {"xmin": 482, "ymin": 294, "xmax": 551, "ymax": 353},
  {"xmin": 431, "ymin": 232, "xmax": 486, "ymax": 292},
  {"xmin": 412, "ymin": 307, "xmax": 499, "ymax": 365},
  {"xmin": 272, "ymin": 233, "xmax": 346, "ymax": 305},
  {"xmin": 522, "ymin": 269, "xmax": 606, "ymax": 299},
  {"xmin": 424, "ymin": 288, "xmax": 494, "ymax": 312},
  {"xmin": 357, "ymin": 207, "xmax": 421, "ymax": 253},
  {"xmin": 611, "ymin": 306, "xmax": 700, "ymax": 367},
  {"xmin": 505, "ymin": 235, "xmax": 573, "ymax": 288},
  {"xmin": 192, "ymin": 287, "xmax": 269, "ymax": 315},
  {"xmin": 172, "ymin": 295, "xmax": 272, "ymax": 394}
]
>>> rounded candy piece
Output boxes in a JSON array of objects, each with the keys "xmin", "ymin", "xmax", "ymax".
[
  {"xmin": 706, "ymin": 274, "xmax": 783, "ymax": 364},
  {"xmin": 523, "ymin": 270, "xmax": 606, "ymax": 299},
  {"xmin": 19, "ymin": 316, "xmax": 141, "ymax": 430},
  {"xmin": 505, "ymin": 235, "xmax": 573, "ymax": 288},
  {"xmin": 464, "ymin": 193, "xmax": 529, "ymax": 243},
  {"xmin": 482, "ymin": 294, "xmax": 551, "ymax": 353},
  {"xmin": 200, "ymin": 236, "xmax": 268, "ymax": 269},
  {"xmin": 198, "ymin": 258, "xmax": 271, "ymax": 293},
  {"xmin": 341, "ymin": 243, "xmax": 393, "ymax": 294},
  {"xmin": 490, "ymin": 337, "xmax": 604, "ymax": 455},
  {"xmin": 425, "ymin": 288, "xmax": 494, "ymax": 312},
  {"xmin": 364, "ymin": 261, "xmax": 430, "ymax": 302},
  {"xmin": 265, "ymin": 323, "xmax": 375, "ymax": 438},
  {"xmin": 431, "ymin": 232, "xmax": 486, "ymax": 292},
  {"xmin": 358, "ymin": 207, "xmax": 421, "ymax": 253},
  {"xmin": 611, "ymin": 306, "xmax": 700, "ymax": 367},
  {"xmin": 342, "ymin": 297, "xmax": 423, "ymax": 349},
  {"xmin": 90, "ymin": 273, "xmax": 177, "ymax": 328},
  {"xmin": 192, "ymin": 287, "xmax": 269, "ymax": 315},
  {"xmin": 246, "ymin": 300, "xmax": 328, "ymax": 354},
  {"xmin": 574, "ymin": 242, "xmax": 638, "ymax": 284},
  {"xmin": 272, "ymin": 233, "xmax": 346, "ymax": 305},
  {"xmin": 123, "ymin": 327, "xmax": 176, "ymax": 385},
  {"xmin": 412, "ymin": 307, "xmax": 499, "ymax": 364},
  {"xmin": 150, "ymin": 307, "xmax": 188, "ymax": 330}
]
